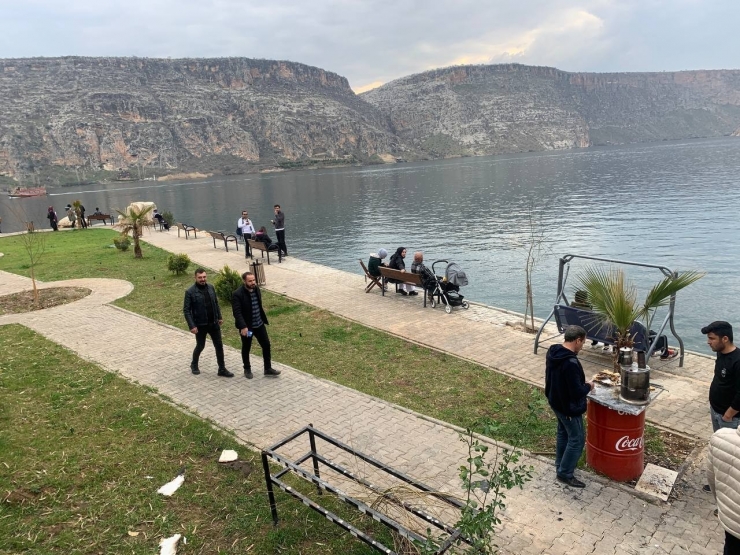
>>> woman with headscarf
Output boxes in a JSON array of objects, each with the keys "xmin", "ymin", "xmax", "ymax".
[
  {"xmin": 47, "ymin": 206, "xmax": 58, "ymax": 231},
  {"xmin": 368, "ymin": 248, "xmax": 389, "ymax": 291},
  {"xmin": 388, "ymin": 247, "xmax": 418, "ymax": 296}
]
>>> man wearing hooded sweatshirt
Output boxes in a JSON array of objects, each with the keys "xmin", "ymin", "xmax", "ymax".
[{"xmin": 545, "ymin": 325, "xmax": 593, "ymax": 488}]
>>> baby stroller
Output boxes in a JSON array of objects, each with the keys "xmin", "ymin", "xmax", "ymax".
[{"xmin": 419, "ymin": 260, "xmax": 470, "ymax": 313}]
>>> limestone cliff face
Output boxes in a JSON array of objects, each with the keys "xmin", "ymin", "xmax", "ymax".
[
  {"xmin": 0, "ymin": 57, "xmax": 399, "ymax": 180},
  {"xmin": 361, "ymin": 64, "xmax": 740, "ymax": 157}
]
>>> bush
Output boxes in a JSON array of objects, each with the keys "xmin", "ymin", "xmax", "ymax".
[
  {"xmin": 214, "ymin": 265, "xmax": 242, "ymax": 304},
  {"xmin": 161, "ymin": 210, "xmax": 175, "ymax": 227},
  {"xmin": 167, "ymin": 253, "xmax": 191, "ymax": 275},
  {"xmin": 113, "ymin": 235, "xmax": 131, "ymax": 252}
]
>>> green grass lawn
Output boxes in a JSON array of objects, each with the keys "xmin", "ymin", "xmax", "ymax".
[
  {"xmin": 0, "ymin": 324, "xmax": 393, "ymax": 554},
  {"xmin": 0, "ymin": 229, "xmax": 557, "ymax": 451}
]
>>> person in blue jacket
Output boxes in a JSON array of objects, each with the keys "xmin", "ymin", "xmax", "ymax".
[{"xmin": 545, "ymin": 325, "xmax": 594, "ymax": 488}]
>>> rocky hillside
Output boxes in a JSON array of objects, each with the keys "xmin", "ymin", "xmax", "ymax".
[
  {"xmin": 0, "ymin": 57, "xmax": 400, "ymax": 183},
  {"xmin": 361, "ymin": 64, "xmax": 740, "ymax": 157},
  {"xmin": 1, "ymin": 58, "xmax": 739, "ymax": 184}
]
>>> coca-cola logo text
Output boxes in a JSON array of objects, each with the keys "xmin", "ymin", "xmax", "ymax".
[{"xmin": 615, "ymin": 435, "xmax": 643, "ymax": 452}]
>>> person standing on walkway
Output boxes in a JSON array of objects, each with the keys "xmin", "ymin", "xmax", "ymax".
[
  {"xmin": 237, "ymin": 210, "xmax": 255, "ymax": 240},
  {"xmin": 232, "ymin": 271, "xmax": 280, "ymax": 379},
  {"xmin": 701, "ymin": 321, "xmax": 740, "ymax": 432},
  {"xmin": 77, "ymin": 203, "xmax": 87, "ymax": 229},
  {"xmin": 66, "ymin": 204, "xmax": 76, "ymax": 229},
  {"xmin": 707, "ymin": 424, "xmax": 740, "ymax": 554},
  {"xmin": 545, "ymin": 324, "xmax": 594, "ymax": 488},
  {"xmin": 47, "ymin": 206, "xmax": 58, "ymax": 231},
  {"xmin": 271, "ymin": 204, "xmax": 287, "ymax": 257},
  {"xmin": 183, "ymin": 268, "xmax": 233, "ymax": 377}
]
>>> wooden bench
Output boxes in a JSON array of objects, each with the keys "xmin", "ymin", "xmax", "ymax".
[
  {"xmin": 86, "ymin": 213, "xmax": 112, "ymax": 226},
  {"xmin": 378, "ymin": 267, "xmax": 427, "ymax": 305},
  {"xmin": 176, "ymin": 222, "xmax": 197, "ymax": 239},
  {"xmin": 208, "ymin": 231, "xmax": 239, "ymax": 252},
  {"xmin": 247, "ymin": 238, "xmax": 281, "ymax": 264}
]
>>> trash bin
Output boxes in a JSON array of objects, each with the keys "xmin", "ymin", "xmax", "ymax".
[{"xmin": 251, "ymin": 259, "xmax": 266, "ymax": 286}]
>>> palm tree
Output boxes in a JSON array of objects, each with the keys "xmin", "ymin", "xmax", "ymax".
[
  {"xmin": 115, "ymin": 204, "xmax": 154, "ymax": 258},
  {"xmin": 577, "ymin": 266, "xmax": 704, "ymax": 369}
]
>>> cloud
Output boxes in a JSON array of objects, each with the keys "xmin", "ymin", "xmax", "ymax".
[{"xmin": 0, "ymin": 0, "xmax": 737, "ymax": 88}]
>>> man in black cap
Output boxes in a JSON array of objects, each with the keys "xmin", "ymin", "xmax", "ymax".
[{"xmin": 702, "ymin": 321, "xmax": 740, "ymax": 432}]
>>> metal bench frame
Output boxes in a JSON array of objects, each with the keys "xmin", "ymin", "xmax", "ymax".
[
  {"xmin": 533, "ymin": 254, "xmax": 686, "ymax": 366},
  {"xmin": 262, "ymin": 424, "xmax": 476, "ymax": 554}
]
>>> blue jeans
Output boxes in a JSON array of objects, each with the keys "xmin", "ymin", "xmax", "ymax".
[
  {"xmin": 710, "ymin": 406, "xmax": 740, "ymax": 433},
  {"xmin": 553, "ymin": 409, "xmax": 585, "ymax": 480}
]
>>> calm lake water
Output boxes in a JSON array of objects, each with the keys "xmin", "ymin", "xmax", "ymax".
[{"xmin": 3, "ymin": 137, "xmax": 740, "ymax": 352}]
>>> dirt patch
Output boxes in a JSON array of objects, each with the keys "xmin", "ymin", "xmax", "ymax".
[
  {"xmin": 645, "ymin": 429, "xmax": 698, "ymax": 471},
  {"xmin": 221, "ymin": 460, "xmax": 254, "ymax": 477},
  {"xmin": 0, "ymin": 287, "xmax": 91, "ymax": 315}
]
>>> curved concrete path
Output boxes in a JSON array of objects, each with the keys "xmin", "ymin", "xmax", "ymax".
[{"xmin": 0, "ymin": 268, "xmax": 722, "ymax": 555}]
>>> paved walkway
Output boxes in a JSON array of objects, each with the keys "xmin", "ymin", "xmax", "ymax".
[{"xmin": 0, "ymin": 233, "xmax": 723, "ymax": 554}]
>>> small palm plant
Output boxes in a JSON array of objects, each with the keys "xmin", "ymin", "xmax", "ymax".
[
  {"xmin": 115, "ymin": 204, "xmax": 154, "ymax": 258},
  {"xmin": 577, "ymin": 266, "xmax": 704, "ymax": 370}
]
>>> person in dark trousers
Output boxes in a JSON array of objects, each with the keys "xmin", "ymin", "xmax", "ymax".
[
  {"xmin": 545, "ymin": 325, "xmax": 594, "ymax": 488},
  {"xmin": 47, "ymin": 206, "xmax": 58, "ymax": 231},
  {"xmin": 232, "ymin": 271, "xmax": 280, "ymax": 379},
  {"xmin": 78, "ymin": 203, "xmax": 87, "ymax": 228},
  {"xmin": 702, "ymin": 321, "xmax": 740, "ymax": 432},
  {"xmin": 271, "ymin": 204, "xmax": 287, "ymax": 257},
  {"xmin": 183, "ymin": 268, "xmax": 233, "ymax": 377}
]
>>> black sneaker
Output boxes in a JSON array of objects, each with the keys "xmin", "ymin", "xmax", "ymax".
[
  {"xmin": 408, "ymin": 291, "xmax": 419, "ymax": 296},
  {"xmin": 264, "ymin": 368, "xmax": 281, "ymax": 377},
  {"xmin": 556, "ymin": 474, "xmax": 586, "ymax": 488},
  {"xmin": 244, "ymin": 369, "xmax": 254, "ymax": 379},
  {"xmin": 217, "ymin": 368, "xmax": 234, "ymax": 378},
  {"xmin": 397, "ymin": 290, "xmax": 408, "ymax": 296},
  {"xmin": 190, "ymin": 362, "xmax": 200, "ymax": 375}
]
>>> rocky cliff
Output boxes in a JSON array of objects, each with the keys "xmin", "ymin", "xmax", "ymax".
[
  {"xmin": 1, "ymin": 58, "xmax": 739, "ymax": 184},
  {"xmin": 361, "ymin": 64, "xmax": 740, "ymax": 157},
  {"xmin": 0, "ymin": 57, "xmax": 399, "ymax": 183}
]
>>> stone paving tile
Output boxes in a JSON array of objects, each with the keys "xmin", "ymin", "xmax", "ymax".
[{"xmin": 0, "ymin": 238, "xmax": 725, "ymax": 554}]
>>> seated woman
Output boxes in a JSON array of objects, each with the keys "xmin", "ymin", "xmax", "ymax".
[
  {"xmin": 388, "ymin": 246, "xmax": 417, "ymax": 296},
  {"xmin": 368, "ymin": 249, "xmax": 389, "ymax": 291}
]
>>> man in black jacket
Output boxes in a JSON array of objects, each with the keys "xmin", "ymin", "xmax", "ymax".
[
  {"xmin": 271, "ymin": 204, "xmax": 287, "ymax": 257},
  {"xmin": 183, "ymin": 268, "xmax": 233, "ymax": 377},
  {"xmin": 232, "ymin": 271, "xmax": 281, "ymax": 379},
  {"xmin": 545, "ymin": 325, "xmax": 593, "ymax": 488}
]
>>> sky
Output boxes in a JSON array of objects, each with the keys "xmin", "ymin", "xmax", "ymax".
[{"xmin": 1, "ymin": 0, "xmax": 738, "ymax": 93}]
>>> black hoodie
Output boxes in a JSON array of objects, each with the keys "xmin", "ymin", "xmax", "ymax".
[{"xmin": 545, "ymin": 344, "xmax": 591, "ymax": 416}]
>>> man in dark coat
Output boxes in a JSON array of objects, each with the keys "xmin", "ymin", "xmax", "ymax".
[
  {"xmin": 183, "ymin": 268, "xmax": 233, "ymax": 377},
  {"xmin": 232, "ymin": 271, "xmax": 281, "ymax": 379},
  {"xmin": 271, "ymin": 204, "xmax": 287, "ymax": 257},
  {"xmin": 545, "ymin": 325, "xmax": 593, "ymax": 488}
]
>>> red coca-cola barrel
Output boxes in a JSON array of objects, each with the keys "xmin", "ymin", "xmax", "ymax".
[{"xmin": 586, "ymin": 400, "xmax": 645, "ymax": 481}]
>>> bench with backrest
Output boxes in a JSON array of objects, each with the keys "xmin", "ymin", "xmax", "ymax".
[
  {"xmin": 247, "ymin": 238, "xmax": 281, "ymax": 264},
  {"xmin": 87, "ymin": 213, "xmax": 112, "ymax": 226},
  {"xmin": 378, "ymin": 267, "xmax": 428, "ymax": 306},
  {"xmin": 552, "ymin": 304, "xmax": 648, "ymax": 351},
  {"xmin": 176, "ymin": 222, "xmax": 197, "ymax": 239},
  {"xmin": 208, "ymin": 231, "xmax": 239, "ymax": 252}
]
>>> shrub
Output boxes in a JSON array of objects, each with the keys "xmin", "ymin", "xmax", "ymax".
[
  {"xmin": 167, "ymin": 253, "xmax": 191, "ymax": 275},
  {"xmin": 113, "ymin": 235, "xmax": 131, "ymax": 252},
  {"xmin": 214, "ymin": 265, "xmax": 242, "ymax": 304},
  {"xmin": 161, "ymin": 210, "xmax": 175, "ymax": 227}
]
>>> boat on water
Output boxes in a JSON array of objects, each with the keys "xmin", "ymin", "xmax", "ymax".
[{"xmin": 8, "ymin": 186, "xmax": 47, "ymax": 198}]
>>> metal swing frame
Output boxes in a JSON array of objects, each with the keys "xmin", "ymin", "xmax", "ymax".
[{"xmin": 533, "ymin": 254, "xmax": 686, "ymax": 367}]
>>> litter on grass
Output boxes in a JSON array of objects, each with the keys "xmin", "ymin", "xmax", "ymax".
[
  {"xmin": 157, "ymin": 473, "xmax": 184, "ymax": 496},
  {"xmin": 219, "ymin": 449, "xmax": 238, "ymax": 463},
  {"xmin": 159, "ymin": 533, "xmax": 182, "ymax": 555}
]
